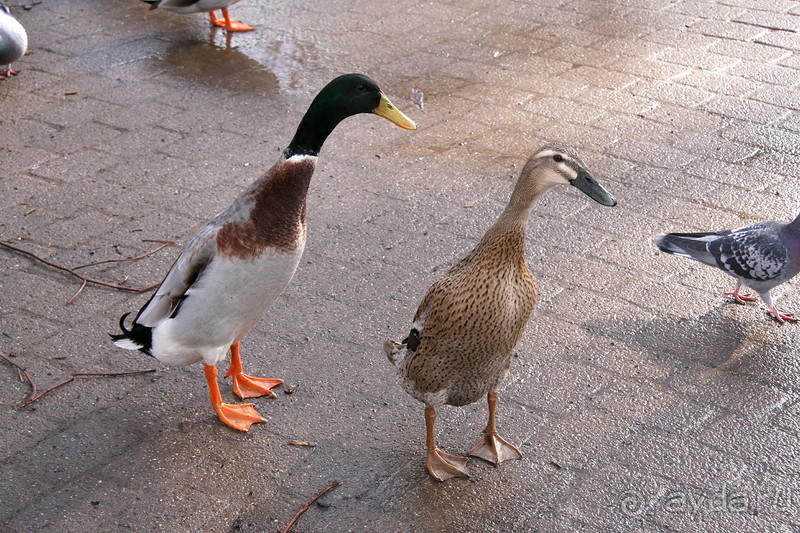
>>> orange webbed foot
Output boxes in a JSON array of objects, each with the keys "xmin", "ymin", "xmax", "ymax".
[
  {"xmin": 209, "ymin": 10, "xmax": 254, "ymax": 31},
  {"xmin": 205, "ymin": 364, "xmax": 267, "ymax": 431},
  {"xmin": 219, "ymin": 19, "xmax": 255, "ymax": 31},
  {"xmin": 213, "ymin": 402, "xmax": 267, "ymax": 432},
  {"xmin": 225, "ymin": 341, "xmax": 283, "ymax": 398},
  {"xmin": 228, "ymin": 371, "xmax": 283, "ymax": 399}
]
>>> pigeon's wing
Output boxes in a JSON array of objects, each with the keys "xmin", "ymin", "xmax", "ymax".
[{"xmin": 710, "ymin": 223, "xmax": 788, "ymax": 282}]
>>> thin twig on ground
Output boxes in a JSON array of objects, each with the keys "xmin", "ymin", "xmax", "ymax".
[
  {"xmin": 72, "ymin": 240, "xmax": 173, "ymax": 270},
  {"xmin": 0, "ymin": 353, "xmax": 156, "ymax": 406},
  {"xmin": 21, "ymin": 369, "xmax": 157, "ymax": 406},
  {"xmin": 0, "ymin": 352, "xmax": 37, "ymax": 404},
  {"xmin": 0, "ymin": 240, "xmax": 172, "ymax": 303},
  {"xmin": 281, "ymin": 480, "xmax": 340, "ymax": 533}
]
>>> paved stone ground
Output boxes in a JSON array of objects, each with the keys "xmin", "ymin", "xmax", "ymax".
[{"xmin": 1, "ymin": 0, "xmax": 800, "ymax": 531}]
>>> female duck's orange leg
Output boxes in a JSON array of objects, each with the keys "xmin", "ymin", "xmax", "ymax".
[
  {"xmin": 225, "ymin": 341, "xmax": 283, "ymax": 399},
  {"xmin": 204, "ymin": 364, "xmax": 266, "ymax": 431},
  {"xmin": 425, "ymin": 406, "xmax": 469, "ymax": 481},
  {"xmin": 469, "ymin": 392, "xmax": 522, "ymax": 464},
  {"xmin": 209, "ymin": 9, "xmax": 255, "ymax": 31}
]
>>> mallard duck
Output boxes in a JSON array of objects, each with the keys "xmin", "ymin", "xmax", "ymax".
[
  {"xmin": 655, "ymin": 212, "xmax": 800, "ymax": 323},
  {"xmin": 385, "ymin": 144, "xmax": 617, "ymax": 481},
  {"xmin": 142, "ymin": 0, "xmax": 254, "ymax": 32},
  {"xmin": 112, "ymin": 73, "xmax": 416, "ymax": 431},
  {"xmin": 0, "ymin": 2, "xmax": 27, "ymax": 78}
]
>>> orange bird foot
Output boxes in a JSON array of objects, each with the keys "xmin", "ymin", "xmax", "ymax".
[
  {"xmin": 469, "ymin": 433, "xmax": 522, "ymax": 465},
  {"xmin": 213, "ymin": 402, "xmax": 267, "ymax": 432},
  {"xmin": 209, "ymin": 10, "xmax": 254, "ymax": 31},
  {"xmin": 204, "ymin": 363, "xmax": 266, "ymax": 431},
  {"xmin": 227, "ymin": 371, "xmax": 283, "ymax": 399},
  {"xmin": 427, "ymin": 448, "xmax": 469, "ymax": 481},
  {"xmin": 225, "ymin": 341, "xmax": 283, "ymax": 398}
]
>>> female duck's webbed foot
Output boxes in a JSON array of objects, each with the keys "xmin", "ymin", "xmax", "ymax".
[
  {"xmin": 205, "ymin": 364, "xmax": 266, "ymax": 431},
  {"xmin": 425, "ymin": 406, "xmax": 469, "ymax": 481},
  {"xmin": 469, "ymin": 433, "xmax": 522, "ymax": 464},
  {"xmin": 427, "ymin": 448, "xmax": 470, "ymax": 481},
  {"xmin": 225, "ymin": 342, "xmax": 283, "ymax": 399},
  {"xmin": 469, "ymin": 392, "xmax": 523, "ymax": 465}
]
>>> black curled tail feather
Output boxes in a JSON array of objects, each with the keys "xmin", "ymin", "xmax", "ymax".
[
  {"xmin": 116, "ymin": 312, "xmax": 133, "ymax": 335},
  {"xmin": 110, "ymin": 312, "xmax": 154, "ymax": 357}
]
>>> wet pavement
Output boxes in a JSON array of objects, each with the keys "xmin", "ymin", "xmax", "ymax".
[{"xmin": 2, "ymin": 0, "xmax": 800, "ymax": 531}]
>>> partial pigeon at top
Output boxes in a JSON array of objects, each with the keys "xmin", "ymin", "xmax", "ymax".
[
  {"xmin": 0, "ymin": 2, "xmax": 27, "ymax": 78},
  {"xmin": 654, "ymin": 212, "xmax": 800, "ymax": 323}
]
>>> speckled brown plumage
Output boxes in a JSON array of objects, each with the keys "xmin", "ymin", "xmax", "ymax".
[
  {"xmin": 405, "ymin": 224, "xmax": 537, "ymax": 406},
  {"xmin": 385, "ymin": 143, "xmax": 617, "ymax": 481}
]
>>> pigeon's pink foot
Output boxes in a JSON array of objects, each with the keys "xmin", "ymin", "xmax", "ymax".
[
  {"xmin": 725, "ymin": 282, "xmax": 757, "ymax": 305},
  {"xmin": 725, "ymin": 290, "xmax": 756, "ymax": 305},
  {"xmin": 767, "ymin": 307, "xmax": 797, "ymax": 324}
]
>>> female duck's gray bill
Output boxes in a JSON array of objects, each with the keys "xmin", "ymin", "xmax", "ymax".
[{"xmin": 571, "ymin": 170, "xmax": 617, "ymax": 207}]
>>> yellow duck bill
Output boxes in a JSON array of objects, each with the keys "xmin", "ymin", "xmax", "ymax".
[{"xmin": 374, "ymin": 93, "xmax": 417, "ymax": 130}]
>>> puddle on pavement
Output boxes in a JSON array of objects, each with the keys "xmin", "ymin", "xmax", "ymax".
[
  {"xmin": 154, "ymin": 25, "xmax": 333, "ymax": 96},
  {"xmin": 234, "ymin": 32, "xmax": 330, "ymax": 93},
  {"xmin": 161, "ymin": 36, "xmax": 279, "ymax": 95}
]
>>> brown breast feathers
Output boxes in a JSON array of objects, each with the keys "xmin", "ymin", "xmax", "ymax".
[{"xmin": 216, "ymin": 157, "xmax": 316, "ymax": 260}]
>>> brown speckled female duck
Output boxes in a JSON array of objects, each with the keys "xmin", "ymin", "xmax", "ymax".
[{"xmin": 385, "ymin": 143, "xmax": 617, "ymax": 481}]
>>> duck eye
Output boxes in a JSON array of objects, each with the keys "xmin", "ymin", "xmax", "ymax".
[
  {"xmin": 356, "ymin": 85, "xmax": 367, "ymax": 92},
  {"xmin": 553, "ymin": 154, "xmax": 564, "ymax": 162}
]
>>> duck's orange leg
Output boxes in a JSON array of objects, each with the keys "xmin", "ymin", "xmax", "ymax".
[
  {"xmin": 469, "ymin": 392, "xmax": 522, "ymax": 464},
  {"xmin": 225, "ymin": 341, "xmax": 283, "ymax": 399},
  {"xmin": 204, "ymin": 364, "xmax": 266, "ymax": 431},
  {"xmin": 209, "ymin": 9, "xmax": 254, "ymax": 31},
  {"xmin": 425, "ymin": 406, "xmax": 469, "ymax": 481}
]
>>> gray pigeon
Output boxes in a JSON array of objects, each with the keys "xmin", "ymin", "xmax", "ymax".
[
  {"xmin": 0, "ymin": 2, "xmax": 26, "ymax": 78},
  {"xmin": 654, "ymin": 212, "xmax": 800, "ymax": 323}
]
